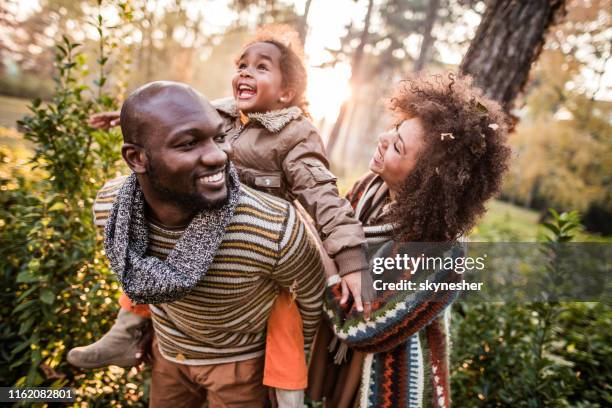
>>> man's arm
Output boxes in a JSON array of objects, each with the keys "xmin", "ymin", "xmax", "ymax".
[{"xmin": 273, "ymin": 203, "xmax": 326, "ymax": 349}]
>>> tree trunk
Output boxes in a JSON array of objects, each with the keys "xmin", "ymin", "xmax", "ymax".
[
  {"xmin": 413, "ymin": 0, "xmax": 441, "ymax": 72},
  {"xmin": 298, "ymin": 0, "xmax": 313, "ymax": 46},
  {"xmin": 460, "ymin": 0, "xmax": 566, "ymax": 112},
  {"xmin": 327, "ymin": 0, "xmax": 375, "ymax": 155}
]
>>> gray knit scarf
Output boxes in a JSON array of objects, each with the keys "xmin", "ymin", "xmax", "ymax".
[{"xmin": 104, "ymin": 164, "xmax": 242, "ymax": 305}]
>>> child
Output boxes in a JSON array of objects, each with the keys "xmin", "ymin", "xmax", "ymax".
[{"xmin": 70, "ymin": 27, "xmax": 368, "ymax": 406}]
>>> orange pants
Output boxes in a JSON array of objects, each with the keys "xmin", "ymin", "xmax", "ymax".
[{"xmin": 119, "ymin": 290, "xmax": 307, "ymax": 390}]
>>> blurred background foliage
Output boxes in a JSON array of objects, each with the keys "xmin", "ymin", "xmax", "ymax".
[{"xmin": 0, "ymin": 0, "xmax": 610, "ymax": 406}]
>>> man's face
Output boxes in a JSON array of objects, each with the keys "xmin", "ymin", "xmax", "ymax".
[{"xmin": 142, "ymin": 90, "xmax": 231, "ymax": 212}]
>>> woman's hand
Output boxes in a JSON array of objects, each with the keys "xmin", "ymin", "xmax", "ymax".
[{"xmin": 88, "ymin": 111, "xmax": 120, "ymax": 130}]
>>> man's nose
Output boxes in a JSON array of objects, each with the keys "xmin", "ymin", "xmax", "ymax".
[
  {"xmin": 200, "ymin": 143, "xmax": 228, "ymax": 168},
  {"xmin": 220, "ymin": 139, "xmax": 233, "ymax": 159}
]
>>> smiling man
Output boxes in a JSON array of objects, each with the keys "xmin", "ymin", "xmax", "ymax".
[{"xmin": 81, "ymin": 82, "xmax": 325, "ymax": 407}]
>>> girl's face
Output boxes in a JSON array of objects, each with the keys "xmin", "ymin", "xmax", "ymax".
[
  {"xmin": 232, "ymin": 42, "xmax": 293, "ymax": 113},
  {"xmin": 369, "ymin": 118, "xmax": 426, "ymax": 195}
]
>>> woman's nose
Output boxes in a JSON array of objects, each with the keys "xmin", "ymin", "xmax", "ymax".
[{"xmin": 378, "ymin": 131, "xmax": 391, "ymax": 147}]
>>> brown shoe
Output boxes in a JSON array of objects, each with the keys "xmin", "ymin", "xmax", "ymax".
[{"xmin": 67, "ymin": 309, "xmax": 149, "ymax": 369}]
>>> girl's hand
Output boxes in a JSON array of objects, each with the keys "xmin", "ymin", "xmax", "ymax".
[
  {"xmin": 89, "ymin": 111, "xmax": 120, "ymax": 130},
  {"xmin": 293, "ymin": 200, "xmax": 370, "ymax": 320}
]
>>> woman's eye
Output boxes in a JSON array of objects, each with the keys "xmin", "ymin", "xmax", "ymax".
[{"xmin": 394, "ymin": 142, "xmax": 401, "ymax": 153}]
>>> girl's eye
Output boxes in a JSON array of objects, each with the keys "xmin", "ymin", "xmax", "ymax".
[
  {"xmin": 237, "ymin": 63, "xmax": 247, "ymax": 70},
  {"xmin": 257, "ymin": 64, "xmax": 268, "ymax": 71}
]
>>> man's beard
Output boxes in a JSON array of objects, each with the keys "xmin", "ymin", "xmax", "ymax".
[{"xmin": 146, "ymin": 159, "xmax": 230, "ymax": 212}]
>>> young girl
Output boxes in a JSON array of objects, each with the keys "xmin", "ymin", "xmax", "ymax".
[{"xmin": 70, "ymin": 27, "xmax": 369, "ymax": 406}]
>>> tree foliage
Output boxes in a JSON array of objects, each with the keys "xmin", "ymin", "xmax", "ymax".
[
  {"xmin": 0, "ymin": 2, "xmax": 147, "ymax": 404},
  {"xmin": 502, "ymin": 0, "xmax": 612, "ymax": 234}
]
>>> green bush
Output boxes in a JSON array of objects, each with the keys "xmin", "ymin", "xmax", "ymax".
[
  {"xmin": 451, "ymin": 211, "xmax": 611, "ymax": 407},
  {"xmin": 0, "ymin": 3, "xmax": 148, "ymax": 405}
]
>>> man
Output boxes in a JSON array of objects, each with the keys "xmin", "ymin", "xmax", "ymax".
[{"xmin": 78, "ymin": 81, "xmax": 325, "ymax": 407}]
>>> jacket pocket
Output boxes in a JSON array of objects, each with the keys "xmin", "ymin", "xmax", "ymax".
[
  {"xmin": 254, "ymin": 174, "xmax": 282, "ymax": 188},
  {"xmin": 240, "ymin": 169, "xmax": 286, "ymax": 198},
  {"xmin": 303, "ymin": 158, "xmax": 337, "ymax": 184}
]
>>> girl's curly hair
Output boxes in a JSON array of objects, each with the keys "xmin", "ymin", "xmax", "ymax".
[
  {"xmin": 241, "ymin": 25, "xmax": 310, "ymax": 117},
  {"xmin": 387, "ymin": 73, "xmax": 511, "ymax": 242}
]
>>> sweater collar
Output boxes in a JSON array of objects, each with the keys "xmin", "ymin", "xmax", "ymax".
[{"xmin": 213, "ymin": 97, "xmax": 302, "ymax": 133}]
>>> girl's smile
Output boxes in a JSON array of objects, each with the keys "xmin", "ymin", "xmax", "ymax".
[{"xmin": 232, "ymin": 42, "xmax": 294, "ymax": 113}]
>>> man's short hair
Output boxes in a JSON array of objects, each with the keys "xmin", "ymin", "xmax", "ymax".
[{"xmin": 119, "ymin": 81, "xmax": 201, "ymax": 145}]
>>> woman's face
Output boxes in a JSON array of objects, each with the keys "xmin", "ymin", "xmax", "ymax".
[{"xmin": 369, "ymin": 117, "xmax": 426, "ymax": 193}]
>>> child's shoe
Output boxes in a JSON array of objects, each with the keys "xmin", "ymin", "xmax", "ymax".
[{"xmin": 67, "ymin": 309, "xmax": 148, "ymax": 369}]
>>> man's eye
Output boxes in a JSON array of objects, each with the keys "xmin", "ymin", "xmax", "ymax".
[
  {"xmin": 180, "ymin": 140, "xmax": 196, "ymax": 148},
  {"xmin": 214, "ymin": 135, "xmax": 226, "ymax": 143}
]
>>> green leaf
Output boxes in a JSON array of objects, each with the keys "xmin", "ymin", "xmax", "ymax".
[
  {"xmin": 11, "ymin": 339, "xmax": 31, "ymax": 356},
  {"xmin": 39, "ymin": 288, "xmax": 55, "ymax": 305},
  {"xmin": 16, "ymin": 286, "xmax": 38, "ymax": 303},
  {"xmin": 548, "ymin": 208, "xmax": 560, "ymax": 220},
  {"xmin": 48, "ymin": 202, "xmax": 66, "ymax": 212},
  {"xmin": 16, "ymin": 270, "xmax": 40, "ymax": 283},
  {"xmin": 542, "ymin": 222, "xmax": 559, "ymax": 236},
  {"xmin": 13, "ymin": 299, "xmax": 37, "ymax": 314}
]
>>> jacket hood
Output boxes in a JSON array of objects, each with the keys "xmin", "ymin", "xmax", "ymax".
[{"xmin": 212, "ymin": 97, "xmax": 303, "ymax": 133}]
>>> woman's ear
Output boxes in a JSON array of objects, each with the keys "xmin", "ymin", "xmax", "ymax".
[
  {"xmin": 279, "ymin": 88, "xmax": 297, "ymax": 105},
  {"xmin": 121, "ymin": 143, "xmax": 147, "ymax": 174}
]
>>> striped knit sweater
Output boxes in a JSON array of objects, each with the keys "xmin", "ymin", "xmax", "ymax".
[
  {"xmin": 94, "ymin": 176, "xmax": 325, "ymax": 365},
  {"xmin": 325, "ymin": 173, "xmax": 464, "ymax": 408}
]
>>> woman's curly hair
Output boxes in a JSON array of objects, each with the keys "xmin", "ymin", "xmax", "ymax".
[
  {"xmin": 241, "ymin": 25, "xmax": 310, "ymax": 117},
  {"xmin": 387, "ymin": 73, "xmax": 511, "ymax": 242}
]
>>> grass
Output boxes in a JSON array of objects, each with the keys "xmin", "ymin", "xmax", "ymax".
[
  {"xmin": 474, "ymin": 199, "xmax": 611, "ymax": 242},
  {"xmin": 0, "ymin": 95, "xmax": 32, "ymax": 129},
  {"xmin": 472, "ymin": 200, "xmax": 542, "ymax": 241}
]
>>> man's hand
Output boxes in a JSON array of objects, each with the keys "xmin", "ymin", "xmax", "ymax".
[{"xmin": 89, "ymin": 111, "xmax": 120, "ymax": 130}]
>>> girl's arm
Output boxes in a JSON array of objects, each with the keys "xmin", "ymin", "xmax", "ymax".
[{"xmin": 89, "ymin": 111, "xmax": 120, "ymax": 130}]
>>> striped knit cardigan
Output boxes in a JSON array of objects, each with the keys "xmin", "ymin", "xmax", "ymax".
[
  {"xmin": 322, "ymin": 173, "xmax": 464, "ymax": 408},
  {"xmin": 94, "ymin": 176, "xmax": 325, "ymax": 365}
]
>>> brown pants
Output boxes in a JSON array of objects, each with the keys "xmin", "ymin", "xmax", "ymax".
[{"xmin": 150, "ymin": 338, "xmax": 267, "ymax": 408}]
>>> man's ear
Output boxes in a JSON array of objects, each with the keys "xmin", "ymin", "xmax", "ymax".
[
  {"xmin": 121, "ymin": 143, "xmax": 147, "ymax": 173},
  {"xmin": 279, "ymin": 88, "xmax": 297, "ymax": 105}
]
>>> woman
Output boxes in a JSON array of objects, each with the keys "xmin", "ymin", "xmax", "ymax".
[{"xmin": 306, "ymin": 73, "xmax": 511, "ymax": 407}]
